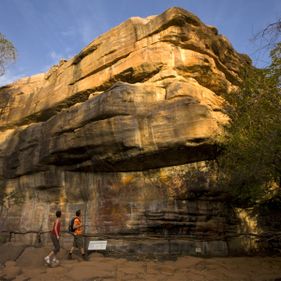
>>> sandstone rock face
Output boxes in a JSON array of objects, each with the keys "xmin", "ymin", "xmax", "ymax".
[{"xmin": 0, "ymin": 7, "xmax": 253, "ymax": 257}]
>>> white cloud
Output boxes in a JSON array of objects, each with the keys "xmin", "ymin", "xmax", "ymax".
[
  {"xmin": 61, "ymin": 28, "xmax": 77, "ymax": 38},
  {"xmin": 49, "ymin": 49, "xmax": 75, "ymax": 65},
  {"xmin": 80, "ymin": 19, "xmax": 96, "ymax": 45},
  {"xmin": 50, "ymin": 51, "xmax": 63, "ymax": 62},
  {"xmin": 75, "ymin": 15, "xmax": 110, "ymax": 46},
  {"xmin": 0, "ymin": 70, "xmax": 26, "ymax": 87}
]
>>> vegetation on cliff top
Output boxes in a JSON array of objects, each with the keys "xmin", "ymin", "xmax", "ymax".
[
  {"xmin": 218, "ymin": 26, "xmax": 281, "ymax": 206},
  {"xmin": 0, "ymin": 33, "xmax": 16, "ymax": 76}
]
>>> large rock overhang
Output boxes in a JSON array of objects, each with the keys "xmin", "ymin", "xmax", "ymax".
[{"xmin": 0, "ymin": 7, "xmax": 250, "ymax": 178}]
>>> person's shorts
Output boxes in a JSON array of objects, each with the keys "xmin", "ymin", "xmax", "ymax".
[
  {"xmin": 73, "ymin": 235, "xmax": 83, "ymax": 249},
  {"xmin": 50, "ymin": 232, "xmax": 60, "ymax": 254}
]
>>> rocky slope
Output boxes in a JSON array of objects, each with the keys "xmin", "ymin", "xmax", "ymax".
[{"xmin": 0, "ymin": 7, "xmax": 258, "ymax": 257}]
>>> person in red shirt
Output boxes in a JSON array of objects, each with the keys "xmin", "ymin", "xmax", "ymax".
[{"xmin": 44, "ymin": 210, "xmax": 61, "ymax": 265}]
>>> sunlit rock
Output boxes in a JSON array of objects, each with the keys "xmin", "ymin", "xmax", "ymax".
[{"xmin": 0, "ymin": 7, "xmax": 257, "ymax": 257}]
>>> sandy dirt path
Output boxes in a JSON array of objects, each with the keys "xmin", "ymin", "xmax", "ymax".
[{"xmin": 0, "ymin": 245, "xmax": 281, "ymax": 281}]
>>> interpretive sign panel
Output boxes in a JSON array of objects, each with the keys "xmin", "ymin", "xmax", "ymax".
[{"xmin": 88, "ymin": 240, "xmax": 107, "ymax": 250}]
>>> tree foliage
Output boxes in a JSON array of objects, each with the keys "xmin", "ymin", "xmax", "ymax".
[
  {"xmin": 218, "ymin": 42, "xmax": 281, "ymax": 205},
  {"xmin": 254, "ymin": 19, "xmax": 281, "ymax": 50},
  {"xmin": 0, "ymin": 33, "xmax": 16, "ymax": 76}
]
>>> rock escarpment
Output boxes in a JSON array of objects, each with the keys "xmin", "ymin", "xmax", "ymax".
[{"xmin": 0, "ymin": 7, "xmax": 255, "ymax": 257}]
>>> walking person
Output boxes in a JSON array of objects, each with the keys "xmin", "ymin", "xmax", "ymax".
[
  {"xmin": 68, "ymin": 209, "xmax": 87, "ymax": 260},
  {"xmin": 44, "ymin": 210, "xmax": 61, "ymax": 265}
]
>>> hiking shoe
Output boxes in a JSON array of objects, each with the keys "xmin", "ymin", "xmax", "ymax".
[
  {"xmin": 44, "ymin": 256, "xmax": 50, "ymax": 264},
  {"xmin": 68, "ymin": 253, "xmax": 72, "ymax": 260},
  {"xmin": 82, "ymin": 254, "xmax": 89, "ymax": 261}
]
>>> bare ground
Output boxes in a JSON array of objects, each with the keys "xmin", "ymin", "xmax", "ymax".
[{"xmin": 0, "ymin": 243, "xmax": 281, "ymax": 281}]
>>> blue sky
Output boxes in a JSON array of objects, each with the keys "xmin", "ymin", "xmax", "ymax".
[{"xmin": 0, "ymin": 0, "xmax": 280, "ymax": 86}]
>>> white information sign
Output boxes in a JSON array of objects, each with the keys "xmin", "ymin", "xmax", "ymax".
[
  {"xmin": 195, "ymin": 247, "xmax": 202, "ymax": 253},
  {"xmin": 88, "ymin": 240, "xmax": 107, "ymax": 250}
]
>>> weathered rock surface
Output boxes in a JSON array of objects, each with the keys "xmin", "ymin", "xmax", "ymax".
[{"xmin": 0, "ymin": 7, "xmax": 257, "ymax": 257}]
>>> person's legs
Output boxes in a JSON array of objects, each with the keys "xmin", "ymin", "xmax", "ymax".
[
  {"xmin": 76, "ymin": 236, "xmax": 87, "ymax": 260},
  {"xmin": 68, "ymin": 236, "xmax": 77, "ymax": 259},
  {"xmin": 44, "ymin": 251, "xmax": 53, "ymax": 264},
  {"xmin": 68, "ymin": 246, "xmax": 74, "ymax": 259},
  {"xmin": 52, "ymin": 236, "xmax": 60, "ymax": 262},
  {"xmin": 46, "ymin": 250, "xmax": 54, "ymax": 259},
  {"xmin": 45, "ymin": 233, "xmax": 57, "ymax": 264}
]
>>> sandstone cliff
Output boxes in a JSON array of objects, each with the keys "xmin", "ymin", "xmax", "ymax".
[{"xmin": 0, "ymin": 7, "xmax": 256, "ymax": 257}]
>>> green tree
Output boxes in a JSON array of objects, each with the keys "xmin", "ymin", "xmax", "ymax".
[
  {"xmin": 0, "ymin": 33, "xmax": 16, "ymax": 235},
  {"xmin": 0, "ymin": 33, "xmax": 16, "ymax": 76},
  {"xmin": 218, "ymin": 42, "xmax": 281, "ymax": 205}
]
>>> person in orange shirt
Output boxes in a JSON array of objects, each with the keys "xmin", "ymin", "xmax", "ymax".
[{"xmin": 68, "ymin": 209, "xmax": 87, "ymax": 260}]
